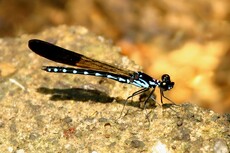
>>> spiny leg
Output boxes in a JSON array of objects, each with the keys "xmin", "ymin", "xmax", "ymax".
[
  {"xmin": 118, "ymin": 88, "xmax": 150, "ymax": 119},
  {"xmin": 160, "ymin": 89, "xmax": 177, "ymax": 105},
  {"xmin": 160, "ymin": 89, "xmax": 180, "ymax": 116},
  {"xmin": 143, "ymin": 88, "xmax": 156, "ymax": 110},
  {"xmin": 146, "ymin": 89, "xmax": 177, "ymax": 122},
  {"xmin": 141, "ymin": 88, "xmax": 157, "ymax": 123}
]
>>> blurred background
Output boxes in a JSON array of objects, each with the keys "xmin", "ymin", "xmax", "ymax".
[{"xmin": 0, "ymin": 0, "xmax": 229, "ymax": 113}]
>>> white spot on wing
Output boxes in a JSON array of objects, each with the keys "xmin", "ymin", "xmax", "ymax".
[
  {"xmin": 107, "ymin": 75, "xmax": 117, "ymax": 80},
  {"xmin": 73, "ymin": 70, "xmax": 77, "ymax": 74},
  {"xmin": 95, "ymin": 73, "xmax": 102, "ymax": 76},
  {"xmin": 54, "ymin": 68, "xmax": 58, "ymax": 72},
  {"xmin": 62, "ymin": 69, "xmax": 67, "ymax": 73},
  {"xmin": 118, "ymin": 77, "xmax": 126, "ymax": 82},
  {"xmin": 84, "ymin": 71, "xmax": 89, "ymax": 75}
]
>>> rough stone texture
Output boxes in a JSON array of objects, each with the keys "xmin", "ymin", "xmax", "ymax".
[{"xmin": 0, "ymin": 26, "xmax": 229, "ymax": 152}]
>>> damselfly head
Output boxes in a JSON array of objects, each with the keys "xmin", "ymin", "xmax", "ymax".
[{"xmin": 159, "ymin": 74, "xmax": 174, "ymax": 91}]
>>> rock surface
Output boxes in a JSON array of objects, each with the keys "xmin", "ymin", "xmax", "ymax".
[{"xmin": 0, "ymin": 26, "xmax": 229, "ymax": 152}]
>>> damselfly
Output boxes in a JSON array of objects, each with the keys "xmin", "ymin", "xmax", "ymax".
[{"xmin": 28, "ymin": 39, "xmax": 175, "ymax": 116}]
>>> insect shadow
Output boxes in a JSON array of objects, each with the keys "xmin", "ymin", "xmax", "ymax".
[
  {"xmin": 37, "ymin": 87, "xmax": 114, "ymax": 103},
  {"xmin": 36, "ymin": 87, "xmax": 173, "ymax": 110}
]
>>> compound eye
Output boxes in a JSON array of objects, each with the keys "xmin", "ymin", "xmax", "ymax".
[
  {"xmin": 161, "ymin": 74, "xmax": 170, "ymax": 82},
  {"xmin": 160, "ymin": 74, "xmax": 174, "ymax": 90}
]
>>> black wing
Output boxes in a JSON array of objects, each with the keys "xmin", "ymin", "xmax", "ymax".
[{"xmin": 28, "ymin": 39, "xmax": 134, "ymax": 76}]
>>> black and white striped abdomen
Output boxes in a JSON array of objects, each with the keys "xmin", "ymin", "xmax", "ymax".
[{"xmin": 43, "ymin": 66, "xmax": 132, "ymax": 84}]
